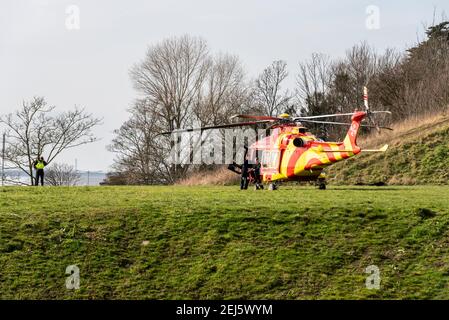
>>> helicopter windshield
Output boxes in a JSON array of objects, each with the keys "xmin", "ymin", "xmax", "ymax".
[{"xmin": 261, "ymin": 150, "xmax": 279, "ymax": 169}]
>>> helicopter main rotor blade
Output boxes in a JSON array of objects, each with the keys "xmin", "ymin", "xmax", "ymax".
[
  {"xmin": 230, "ymin": 114, "xmax": 281, "ymax": 121},
  {"xmin": 294, "ymin": 113, "xmax": 355, "ymax": 120},
  {"xmin": 161, "ymin": 120, "xmax": 272, "ymax": 135},
  {"xmin": 298, "ymin": 119, "xmax": 393, "ymax": 130},
  {"xmin": 294, "ymin": 110, "xmax": 391, "ymax": 120}
]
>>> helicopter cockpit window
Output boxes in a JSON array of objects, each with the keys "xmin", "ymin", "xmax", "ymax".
[
  {"xmin": 261, "ymin": 151, "xmax": 279, "ymax": 169},
  {"xmin": 261, "ymin": 152, "xmax": 269, "ymax": 168},
  {"xmin": 248, "ymin": 149, "xmax": 257, "ymax": 163}
]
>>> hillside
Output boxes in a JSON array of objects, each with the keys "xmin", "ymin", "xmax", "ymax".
[
  {"xmin": 328, "ymin": 111, "xmax": 449, "ymax": 185},
  {"xmin": 1, "ymin": 185, "xmax": 449, "ymax": 299}
]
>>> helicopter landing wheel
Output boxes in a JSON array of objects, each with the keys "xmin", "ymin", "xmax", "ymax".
[
  {"xmin": 254, "ymin": 184, "xmax": 263, "ymax": 190},
  {"xmin": 268, "ymin": 183, "xmax": 278, "ymax": 191},
  {"xmin": 317, "ymin": 179, "xmax": 326, "ymax": 190}
]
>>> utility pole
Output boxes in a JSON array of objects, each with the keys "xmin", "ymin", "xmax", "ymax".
[
  {"xmin": 87, "ymin": 170, "xmax": 90, "ymax": 186},
  {"xmin": 1, "ymin": 133, "xmax": 4, "ymax": 186}
]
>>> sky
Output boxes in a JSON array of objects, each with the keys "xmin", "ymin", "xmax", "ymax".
[{"xmin": 0, "ymin": 0, "xmax": 448, "ymax": 172}]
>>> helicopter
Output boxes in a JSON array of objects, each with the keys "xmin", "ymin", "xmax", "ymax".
[{"xmin": 163, "ymin": 87, "xmax": 392, "ymax": 190}]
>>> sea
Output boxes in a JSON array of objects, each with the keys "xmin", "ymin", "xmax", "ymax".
[{"xmin": 2, "ymin": 170, "xmax": 107, "ymax": 186}]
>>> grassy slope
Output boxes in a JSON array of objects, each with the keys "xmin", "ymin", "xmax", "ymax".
[
  {"xmin": 1, "ymin": 185, "xmax": 449, "ymax": 299},
  {"xmin": 328, "ymin": 113, "xmax": 449, "ymax": 185}
]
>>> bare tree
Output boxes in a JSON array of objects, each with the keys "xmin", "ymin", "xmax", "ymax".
[
  {"xmin": 296, "ymin": 53, "xmax": 333, "ymax": 113},
  {"xmin": 130, "ymin": 35, "xmax": 210, "ymax": 182},
  {"xmin": 367, "ymin": 48, "xmax": 404, "ymax": 121},
  {"xmin": 108, "ymin": 100, "xmax": 171, "ymax": 184},
  {"xmin": 295, "ymin": 53, "xmax": 337, "ymax": 138},
  {"xmin": 345, "ymin": 42, "xmax": 378, "ymax": 107},
  {"xmin": 130, "ymin": 35, "xmax": 209, "ymax": 132},
  {"xmin": 0, "ymin": 97, "xmax": 101, "ymax": 185},
  {"xmin": 193, "ymin": 54, "xmax": 249, "ymax": 126},
  {"xmin": 253, "ymin": 60, "xmax": 291, "ymax": 116},
  {"xmin": 113, "ymin": 36, "xmax": 256, "ymax": 184},
  {"xmin": 46, "ymin": 163, "xmax": 81, "ymax": 186},
  {"xmin": 295, "ymin": 47, "xmax": 395, "ymax": 139}
]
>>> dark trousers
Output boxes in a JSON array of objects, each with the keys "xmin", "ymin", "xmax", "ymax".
[
  {"xmin": 254, "ymin": 174, "xmax": 261, "ymax": 188},
  {"xmin": 35, "ymin": 170, "xmax": 44, "ymax": 186},
  {"xmin": 240, "ymin": 176, "xmax": 249, "ymax": 190}
]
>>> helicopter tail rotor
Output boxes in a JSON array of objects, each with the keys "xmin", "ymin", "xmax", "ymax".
[{"xmin": 363, "ymin": 86, "xmax": 392, "ymax": 133}]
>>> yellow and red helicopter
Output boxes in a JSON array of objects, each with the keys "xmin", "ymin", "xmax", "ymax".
[{"xmin": 165, "ymin": 87, "xmax": 392, "ymax": 189}]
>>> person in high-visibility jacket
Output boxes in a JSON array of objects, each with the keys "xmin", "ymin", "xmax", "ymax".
[{"xmin": 33, "ymin": 156, "xmax": 48, "ymax": 186}]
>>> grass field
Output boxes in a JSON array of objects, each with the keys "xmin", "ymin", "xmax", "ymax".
[{"xmin": 1, "ymin": 185, "xmax": 449, "ymax": 299}]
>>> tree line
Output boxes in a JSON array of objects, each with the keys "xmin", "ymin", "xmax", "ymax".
[{"xmin": 106, "ymin": 21, "xmax": 449, "ymax": 185}]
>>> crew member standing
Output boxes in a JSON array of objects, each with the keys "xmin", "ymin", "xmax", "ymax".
[
  {"xmin": 33, "ymin": 156, "xmax": 47, "ymax": 186},
  {"xmin": 240, "ymin": 147, "xmax": 250, "ymax": 190},
  {"xmin": 254, "ymin": 157, "xmax": 263, "ymax": 190}
]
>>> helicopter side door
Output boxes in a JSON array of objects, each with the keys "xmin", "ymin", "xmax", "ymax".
[{"xmin": 261, "ymin": 150, "xmax": 280, "ymax": 176}]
